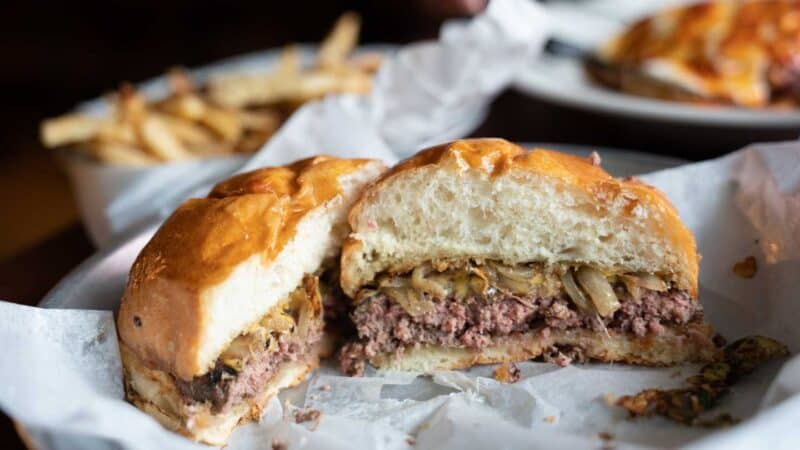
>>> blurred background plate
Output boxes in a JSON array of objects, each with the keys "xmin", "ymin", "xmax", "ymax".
[
  {"xmin": 40, "ymin": 142, "xmax": 685, "ymax": 311},
  {"xmin": 515, "ymin": 55, "xmax": 800, "ymax": 128},
  {"xmin": 515, "ymin": 0, "xmax": 800, "ymax": 128}
]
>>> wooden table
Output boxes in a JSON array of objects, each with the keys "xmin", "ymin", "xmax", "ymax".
[{"xmin": 2, "ymin": 89, "xmax": 798, "ymax": 448}]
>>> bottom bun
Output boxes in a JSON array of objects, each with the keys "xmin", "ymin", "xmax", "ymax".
[
  {"xmin": 368, "ymin": 323, "xmax": 720, "ymax": 373},
  {"xmin": 121, "ymin": 344, "xmax": 318, "ymax": 446}
]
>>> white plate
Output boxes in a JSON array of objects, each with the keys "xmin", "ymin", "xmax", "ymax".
[
  {"xmin": 40, "ymin": 143, "xmax": 684, "ymax": 311},
  {"xmin": 515, "ymin": 1, "xmax": 800, "ymax": 127}
]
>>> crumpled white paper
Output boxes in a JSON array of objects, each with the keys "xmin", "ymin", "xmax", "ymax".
[
  {"xmin": 6, "ymin": 0, "xmax": 800, "ymax": 448},
  {"xmin": 72, "ymin": 0, "xmax": 547, "ymax": 247},
  {"xmin": 3, "ymin": 140, "xmax": 799, "ymax": 450}
]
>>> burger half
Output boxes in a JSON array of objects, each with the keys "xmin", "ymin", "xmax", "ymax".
[
  {"xmin": 339, "ymin": 139, "xmax": 720, "ymax": 375},
  {"xmin": 117, "ymin": 156, "xmax": 384, "ymax": 444}
]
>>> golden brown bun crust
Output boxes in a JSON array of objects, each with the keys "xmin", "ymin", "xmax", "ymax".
[
  {"xmin": 343, "ymin": 138, "xmax": 698, "ymax": 296},
  {"xmin": 118, "ymin": 156, "xmax": 381, "ymax": 380},
  {"xmin": 370, "ymin": 323, "xmax": 720, "ymax": 372}
]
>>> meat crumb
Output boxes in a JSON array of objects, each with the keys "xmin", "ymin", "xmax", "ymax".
[
  {"xmin": 543, "ymin": 344, "xmax": 587, "ymax": 367},
  {"xmin": 493, "ymin": 362, "xmax": 521, "ymax": 383},
  {"xmin": 405, "ymin": 436, "xmax": 416, "ymax": 445},
  {"xmin": 599, "ymin": 431, "xmax": 616, "ymax": 450},
  {"xmin": 271, "ymin": 437, "xmax": 287, "ymax": 450},
  {"xmin": 602, "ymin": 393, "xmax": 617, "ymax": 406},
  {"xmin": 543, "ymin": 415, "xmax": 556, "ymax": 423},
  {"xmin": 732, "ymin": 256, "xmax": 757, "ymax": 278},
  {"xmin": 294, "ymin": 409, "xmax": 322, "ymax": 430},
  {"xmin": 588, "ymin": 151, "xmax": 602, "ymax": 166},
  {"xmin": 320, "ymin": 384, "xmax": 331, "ymax": 392}
]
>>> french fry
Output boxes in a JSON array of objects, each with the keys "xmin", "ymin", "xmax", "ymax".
[
  {"xmin": 41, "ymin": 115, "xmax": 107, "ymax": 148},
  {"xmin": 91, "ymin": 141, "xmax": 159, "ymax": 166},
  {"xmin": 41, "ymin": 11, "xmax": 377, "ymax": 166},
  {"xmin": 96, "ymin": 121, "xmax": 138, "ymax": 147},
  {"xmin": 154, "ymin": 113, "xmax": 216, "ymax": 146},
  {"xmin": 138, "ymin": 115, "xmax": 193, "ymax": 161},
  {"xmin": 208, "ymin": 75, "xmax": 274, "ymax": 107},
  {"xmin": 115, "ymin": 83, "xmax": 148, "ymax": 123},
  {"xmin": 167, "ymin": 67, "xmax": 195, "ymax": 95},
  {"xmin": 348, "ymin": 52, "xmax": 383, "ymax": 74},
  {"xmin": 284, "ymin": 69, "xmax": 371, "ymax": 102},
  {"xmin": 238, "ymin": 109, "xmax": 281, "ymax": 132},
  {"xmin": 161, "ymin": 93, "xmax": 206, "ymax": 120},
  {"xmin": 275, "ymin": 45, "xmax": 301, "ymax": 78},
  {"xmin": 186, "ymin": 141, "xmax": 235, "ymax": 157},
  {"xmin": 236, "ymin": 130, "xmax": 276, "ymax": 154},
  {"xmin": 199, "ymin": 106, "xmax": 242, "ymax": 142},
  {"xmin": 317, "ymin": 12, "xmax": 361, "ymax": 69}
]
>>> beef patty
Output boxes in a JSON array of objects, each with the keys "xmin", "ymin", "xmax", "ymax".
[
  {"xmin": 340, "ymin": 288, "xmax": 703, "ymax": 375},
  {"xmin": 176, "ymin": 326, "xmax": 322, "ymax": 413}
]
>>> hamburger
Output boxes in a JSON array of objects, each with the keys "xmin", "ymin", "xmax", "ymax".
[
  {"xmin": 338, "ymin": 139, "xmax": 720, "ymax": 375},
  {"xmin": 117, "ymin": 155, "xmax": 384, "ymax": 444}
]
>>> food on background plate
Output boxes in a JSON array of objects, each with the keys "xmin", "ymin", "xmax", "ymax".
[
  {"xmin": 40, "ymin": 12, "xmax": 378, "ymax": 166},
  {"xmin": 116, "ymin": 156, "xmax": 385, "ymax": 444},
  {"xmin": 587, "ymin": 0, "xmax": 800, "ymax": 108},
  {"xmin": 338, "ymin": 138, "xmax": 720, "ymax": 375}
]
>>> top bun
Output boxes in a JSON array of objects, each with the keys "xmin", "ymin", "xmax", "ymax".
[
  {"xmin": 341, "ymin": 139, "xmax": 698, "ymax": 297},
  {"xmin": 118, "ymin": 156, "xmax": 385, "ymax": 381}
]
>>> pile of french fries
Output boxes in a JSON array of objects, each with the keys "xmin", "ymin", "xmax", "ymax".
[{"xmin": 40, "ymin": 12, "xmax": 379, "ymax": 166}]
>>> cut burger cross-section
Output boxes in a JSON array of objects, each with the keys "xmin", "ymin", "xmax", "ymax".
[{"xmin": 338, "ymin": 139, "xmax": 721, "ymax": 374}]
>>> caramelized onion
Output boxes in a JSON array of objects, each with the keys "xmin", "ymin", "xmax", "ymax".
[
  {"xmin": 260, "ymin": 312, "xmax": 295, "ymax": 335},
  {"xmin": 219, "ymin": 329, "xmax": 265, "ymax": 372},
  {"xmin": 383, "ymin": 286, "xmax": 436, "ymax": 316},
  {"xmin": 295, "ymin": 281, "xmax": 322, "ymax": 339},
  {"xmin": 620, "ymin": 275, "xmax": 644, "ymax": 303},
  {"xmin": 494, "ymin": 264, "xmax": 536, "ymax": 294},
  {"xmin": 411, "ymin": 265, "xmax": 449, "ymax": 298},
  {"xmin": 575, "ymin": 266, "xmax": 620, "ymax": 317},
  {"xmin": 453, "ymin": 272, "xmax": 470, "ymax": 299},
  {"xmin": 633, "ymin": 273, "xmax": 668, "ymax": 291},
  {"xmin": 469, "ymin": 267, "xmax": 491, "ymax": 295},
  {"xmin": 621, "ymin": 273, "xmax": 668, "ymax": 303},
  {"xmin": 217, "ymin": 278, "xmax": 322, "ymax": 373},
  {"xmin": 494, "ymin": 264, "xmax": 535, "ymax": 282},
  {"xmin": 560, "ymin": 270, "xmax": 593, "ymax": 312},
  {"xmin": 355, "ymin": 288, "xmax": 380, "ymax": 304}
]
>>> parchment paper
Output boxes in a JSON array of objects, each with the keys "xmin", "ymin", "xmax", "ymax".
[
  {"xmin": 3, "ymin": 1, "xmax": 800, "ymax": 449},
  {"xmin": 4, "ymin": 139, "xmax": 799, "ymax": 450}
]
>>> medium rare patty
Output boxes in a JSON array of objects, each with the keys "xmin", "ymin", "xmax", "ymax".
[
  {"xmin": 340, "ymin": 287, "xmax": 703, "ymax": 375},
  {"xmin": 177, "ymin": 332, "xmax": 319, "ymax": 413},
  {"xmin": 176, "ymin": 275, "xmax": 325, "ymax": 413}
]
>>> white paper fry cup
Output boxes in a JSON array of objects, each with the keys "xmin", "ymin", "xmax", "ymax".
[{"xmin": 57, "ymin": 151, "xmax": 247, "ymax": 247}]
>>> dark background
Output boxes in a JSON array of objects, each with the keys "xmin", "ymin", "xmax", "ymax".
[{"xmin": 0, "ymin": 1, "xmax": 797, "ymax": 448}]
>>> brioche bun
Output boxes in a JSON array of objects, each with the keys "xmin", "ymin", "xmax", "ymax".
[{"xmin": 341, "ymin": 138, "xmax": 698, "ymax": 297}]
